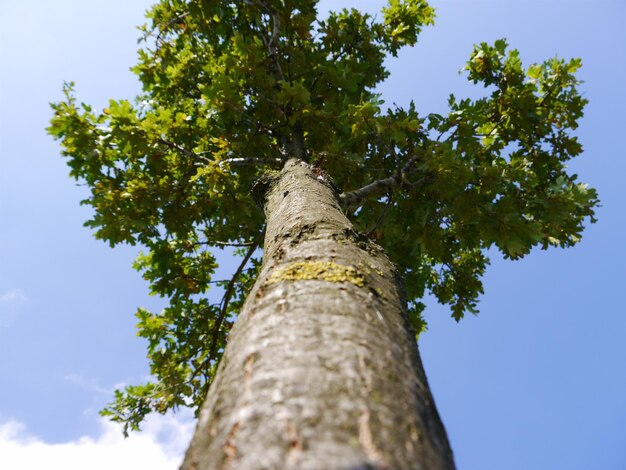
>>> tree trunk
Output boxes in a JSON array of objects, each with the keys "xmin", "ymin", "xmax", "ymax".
[{"xmin": 181, "ymin": 159, "xmax": 455, "ymax": 470}]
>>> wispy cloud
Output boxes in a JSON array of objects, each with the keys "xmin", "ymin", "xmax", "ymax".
[
  {"xmin": 0, "ymin": 411, "xmax": 195, "ymax": 470},
  {"xmin": 0, "ymin": 289, "xmax": 28, "ymax": 307},
  {"xmin": 63, "ymin": 374, "xmax": 118, "ymax": 396},
  {"xmin": 0, "ymin": 289, "xmax": 28, "ymax": 327}
]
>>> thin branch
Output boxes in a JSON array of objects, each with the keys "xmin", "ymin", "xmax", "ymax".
[
  {"xmin": 155, "ymin": 12, "xmax": 190, "ymax": 45},
  {"xmin": 538, "ymin": 74, "xmax": 562, "ymax": 108},
  {"xmin": 244, "ymin": 0, "xmax": 285, "ymax": 81},
  {"xmin": 365, "ymin": 196, "xmax": 394, "ymax": 236},
  {"xmin": 242, "ymin": 0, "xmax": 311, "ymax": 161},
  {"xmin": 156, "ymin": 137, "xmax": 211, "ymax": 164},
  {"xmin": 186, "ymin": 239, "xmax": 264, "ymax": 386},
  {"xmin": 218, "ymin": 157, "xmax": 283, "ymax": 168},
  {"xmin": 197, "ymin": 240, "xmax": 258, "ymax": 247},
  {"xmin": 207, "ymin": 235, "xmax": 261, "ymax": 361},
  {"xmin": 140, "ymin": 12, "xmax": 190, "ymax": 48},
  {"xmin": 307, "ymin": 39, "xmax": 357, "ymax": 97}
]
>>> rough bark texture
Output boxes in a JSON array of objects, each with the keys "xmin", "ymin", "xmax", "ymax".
[{"xmin": 181, "ymin": 159, "xmax": 455, "ymax": 470}]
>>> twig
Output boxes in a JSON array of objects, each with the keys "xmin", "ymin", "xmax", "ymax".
[
  {"xmin": 207, "ymin": 236, "xmax": 261, "ymax": 361},
  {"xmin": 365, "ymin": 196, "xmax": 394, "ymax": 236},
  {"xmin": 156, "ymin": 12, "xmax": 190, "ymax": 44},
  {"xmin": 141, "ymin": 12, "xmax": 190, "ymax": 46},
  {"xmin": 197, "ymin": 239, "xmax": 258, "ymax": 247},
  {"xmin": 156, "ymin": 137, "xmax": 211, "ymax": 164}
]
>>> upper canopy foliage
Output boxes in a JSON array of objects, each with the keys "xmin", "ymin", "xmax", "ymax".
[{"xmin": 48, "ymin": 0, "xmax": 598, "ymax": 434}]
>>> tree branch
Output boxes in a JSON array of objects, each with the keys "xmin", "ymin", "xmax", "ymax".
[
  {"xmin": 339, "ymin": 176, "xmax": 397, "ymax": 208},
  {"xmin": 156, "ymin": 137, "xmax": 211, "ymax": 164},
  {"xmin": 242, "ymin": 0, "xmax": 309, "ymax": 160},
  {"xmin": 140, "ymin": 12, "xmax": 191, "ymax": 47},
  {"xmin": 339, "ymin": 150, "xmax": 426, "ymax": 208},
  {"xmin": 244, "ymin": 0, "xmax": 285, "ymax": 81},
  {"xmin": 197, "ymin": 239, "xmax": 258, "ymax": 247},
  {"xmin": 155, "ymin": 12, "xmax": 190, "ymax": 45},
  {"xmin": 159, "ymin": 138, "xmax": 283, "ymax": 172},
  {"xmin": 366, "ymin": 195, "xmax": 394, "ymax": 236},
  {"xmin": 218, "ymin": 157, "xmax": 283, "ymax": 168},
  {"xmin": 207, "ymin": 236, "xmax": 261, "ymax": 361}
]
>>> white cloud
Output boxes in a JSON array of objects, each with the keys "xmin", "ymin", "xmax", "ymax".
[
  {"xmin": 0, "ymin": 289, "xmax": 28, "ymax": 307},
  {"xmin": 0, "ymin": 289, "xmax": 28, "ymax": 327},
  {"xmin": 63, "ymin": 373, "xmax": 119, "ymax": 396},
  {"xmin": 0, "ymin": 411, "xmax": 195, "ymax": 470}
]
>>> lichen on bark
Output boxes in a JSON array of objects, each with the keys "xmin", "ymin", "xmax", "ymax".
[{"xmin": 266, "ymin": 260, "xmax": 366, "ymax": 287}]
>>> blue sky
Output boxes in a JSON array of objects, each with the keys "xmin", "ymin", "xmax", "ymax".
[{"xmin": 0, "ymin": 0, "xmax": 624, "ymax": 469}]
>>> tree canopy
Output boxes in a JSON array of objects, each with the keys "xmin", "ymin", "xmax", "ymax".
[{"xmin": 48, "ymin": 0, "xmax": 598, "ymax": 434}]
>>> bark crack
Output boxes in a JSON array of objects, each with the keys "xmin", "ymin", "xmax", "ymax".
[
  {"xmin": 358, "ymin": 408, "xmax": 388, "ymax": 469},
  {"xmin": 286, "ymin": 420, "xmax": 303, "ymax": 466},
  {"xmin": 243, "ymin": 352, "xmax": 259, "ymax": 396},
  {"xmin": 223, "ymin": 422, "xmax": 240, "ymax": 468}
]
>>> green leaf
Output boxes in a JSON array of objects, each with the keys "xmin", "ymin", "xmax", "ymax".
[{"xmin": 48, "ymin": 1, "xmax": 598, "ymax": 433}]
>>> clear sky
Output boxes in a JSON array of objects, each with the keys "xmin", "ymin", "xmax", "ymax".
[{"xmin": 0, "ymin": 1, "xmax": 624, "ymax": 469}]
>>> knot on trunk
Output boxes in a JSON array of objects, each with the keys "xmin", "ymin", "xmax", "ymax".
[{"xmin": 251, "ymin": 170, "xmax": 281, "ymax": 210}]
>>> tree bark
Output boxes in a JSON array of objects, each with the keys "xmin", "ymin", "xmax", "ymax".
[{"xmin": 181, "ymin": 159, "xmax": 455, "ymax": 470}]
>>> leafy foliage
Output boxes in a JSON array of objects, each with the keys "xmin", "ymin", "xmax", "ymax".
[{"xmin": 48, "ymin": 0, "xmax": 597, "ymax": 431}]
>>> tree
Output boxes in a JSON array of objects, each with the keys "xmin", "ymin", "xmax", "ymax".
[{"xmin": 48, "ymin": 0, "xmax": 598, "ymax": 468}]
